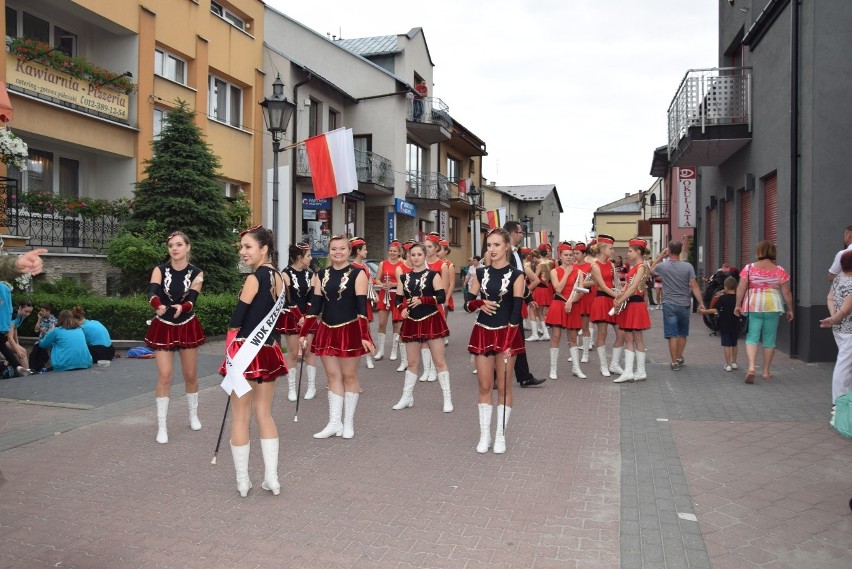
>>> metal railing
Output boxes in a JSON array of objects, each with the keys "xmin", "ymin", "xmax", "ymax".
[
  {"xmin": 668, "ymin": 67, "xmax": 752, "ymax": 156},
  {"xmin": 407, "ymin": 96, "xmax": 453, "ymax": 129},
  {"xmin": 296, "ymin": 146, "xmax": 394, "ymax": 189},
  {"xmin": 647, "ymin": 199, "xmax": 670, "ymax": 220},
  {"xmin": 405, "ymin": 171, "xmax": 451, "ymax": 202}
]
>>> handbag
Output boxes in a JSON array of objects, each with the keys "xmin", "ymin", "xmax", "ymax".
[{"xmin": 833, "ymin": 393, "xmax": 852, "ymax": 439}]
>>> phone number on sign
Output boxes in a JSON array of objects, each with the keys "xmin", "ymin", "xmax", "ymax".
[{"xmin": 79, "ymin": 95, "xmax": 127, "ymax": 118}]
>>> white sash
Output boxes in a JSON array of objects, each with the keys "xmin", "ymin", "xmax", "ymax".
[{"xmin": 220, "ymin": 289, "xmax": 288, "ymax": 398}]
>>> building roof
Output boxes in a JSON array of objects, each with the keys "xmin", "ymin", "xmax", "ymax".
[
  {"xmin": 494, "ymin": 185, "xmax": 563, "ymax": 213},
  {"xmin": 596, "ymin": 193, "xmax": 642, "ymax": 214},
  {"xmin": 263, "ymin": 43, "xmax": 358, "ymax": 102},
  {"xmin": 334, "ymin": 35, "xmax": 401, "ymax": 57}
]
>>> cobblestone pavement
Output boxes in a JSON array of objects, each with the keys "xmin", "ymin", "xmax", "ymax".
[{"xmin": 0, "ymin": 299, "xmax": 849, "ymax": 568}]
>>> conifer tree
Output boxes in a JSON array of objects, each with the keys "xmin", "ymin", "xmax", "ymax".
[{"xmin": 126, "ymin": 100, "xmax": 240, "ymax": 293}]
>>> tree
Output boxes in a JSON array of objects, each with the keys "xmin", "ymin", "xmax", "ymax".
[{"xmin": 123, "ymin": 100, "xmax": 240, "ymax": 293}]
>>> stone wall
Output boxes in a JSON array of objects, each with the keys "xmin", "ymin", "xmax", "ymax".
[{"xmin": 41, "ymin": 254, "xmax": 121, "ymax": 296}]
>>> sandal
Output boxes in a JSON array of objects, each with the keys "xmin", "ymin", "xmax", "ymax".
[{"xmin": 745, "ymin": 370, "xmax": 756, "ymax": 384}]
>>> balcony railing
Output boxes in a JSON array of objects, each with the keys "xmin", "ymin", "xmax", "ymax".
[
  {"xmin": 296, "ymin": 146, "xmax": 394, "ymax": 189},
  {"xmin": 668, "ymin": 67, "xmax": 752, "ymax": 156},
  {"xmin": 406, "ymin": 96, "xmax": 453, "ymax": 129},
  {"xmin": 647, "ymin": 199, "xmax": 670, "ymax": 221},
  {"xmin": 405, "ymin": 171, "xmax": 451, "ymax": 202}
]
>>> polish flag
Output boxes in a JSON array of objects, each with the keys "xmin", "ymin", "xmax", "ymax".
[{"xmin": 304, "ymin": 128, "xmax": 358, "ymax": 200}]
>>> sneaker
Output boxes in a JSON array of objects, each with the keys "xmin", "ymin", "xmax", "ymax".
[
  {"xmin": 16, "ymin": 366, "xmax": 32, "ymax": 377},
  {"xmin": 731, "ymin": 362, "xmax": 738, "ymax": 370},
  {"xmin": 676, "ymin": 357, "xmax": 685, "ymax": 365},
  {"xmin": 724, "ymin": 365, "xmax": 733, "ymax": 372},
  {"xmin": 670, "ymin": 362, "xmax": 681, "ymax": 371}
]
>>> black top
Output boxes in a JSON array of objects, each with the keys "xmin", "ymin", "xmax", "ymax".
[
  {"xmin": 153, "ymin": 263, "xmax": 201, "ymax": 324},
  {"xmin": 317, "ymin": 265, "xmax": 364, "ymax": 326},
  {"xmin": 474, "ymin": 265, "xmax": 524, "ymax": 328},
  {"xmin": 284, "ymin": 265, "xmax": 313, "ymax": 312},
  {"xmin": 234, "ymin": 265, "xmax": 280, "ymax": 345},
  {"xmin": 400, "ymin": 269, "xmax": 442, "ymax": 320},
  {"xmin": 716, "ymin": 293, "xmax": 739, "ymax": 335}
]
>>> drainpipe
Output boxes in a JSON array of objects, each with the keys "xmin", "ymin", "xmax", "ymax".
[
  {"xmin": 291, "ymin": 72, "xmax": 312, "ymax": 244},
  {"xmin": 789, "ymin": 0, "xmax": 800, "ymax": 357}
]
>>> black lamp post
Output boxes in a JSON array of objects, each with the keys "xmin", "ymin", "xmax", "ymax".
[
  {"xmin": 521, "ymin": 215, "xmax": 532, "ymax": 248},
  {"xmin": 467, "ymin": 185, "xmax": 482, "ymax": 257},
  {"xmin": 259, "ymin": 74, "xmax": 296, "ymax": 252}
]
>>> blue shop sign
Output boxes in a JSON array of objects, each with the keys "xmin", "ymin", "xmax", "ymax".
[
  {"xmin": 395, "ymin": 198, "xmax": 417, "ymax": 217},
  {"xmin": 387, "ymin": 212, "xmax": 395, "ymax": 242}
]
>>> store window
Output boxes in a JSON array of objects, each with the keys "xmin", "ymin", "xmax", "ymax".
[
  {"xmin": 302, "ymin": 194, "xmax": 333, "ymax": 258},
  {"xmin": 59, "ymin": 158, "xmax": 80, "ymax": 198}
]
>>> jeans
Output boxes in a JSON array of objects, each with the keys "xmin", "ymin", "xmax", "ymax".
[{"xmin": 662, "ymin": 304, "xmax": 691, "ymax": 338}]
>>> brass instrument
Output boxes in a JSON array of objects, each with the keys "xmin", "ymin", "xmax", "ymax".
[
  {"xmin": 571, "ymin": 269, "xmax": 590, "ymax": 298},
  {"xmin": 609, "ymin": 275, "xmax": 628, "ymax": 316}
]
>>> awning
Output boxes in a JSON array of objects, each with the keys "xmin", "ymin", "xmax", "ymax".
[{"xmin": 0, "ymin": 82, "xmax": 13, "ymax": 123}]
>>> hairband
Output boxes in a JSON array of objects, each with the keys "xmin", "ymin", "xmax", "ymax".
[
  {"xmin": 596, "ymin": 234, "xmax": 615, "ymax": 245},
  {"xmin": 295, "ymin": 241, "xmax": 311, "ymax": 250},
  {"xmin": 239, "ymin": 225, "xmax": 262, "ymax": 237},
  {"xmin": 628, "ymin": 238, "xmax": 648, "ymax": 248},
  {"xmin": 166, "ymin": 230, "xmax": 185, "ymax": 241},
  {"xmin": 439, "ymin": 239, "xmax": 449, "ymax": 247},
  {"xmin": 349, "ymin": 237, "xmax": 366, "ymax": 247},
  {"xmin": 389, "ymin": 240, "xmax": 401, "ymax": 248},
  {"xmin": 426, "ymin": 232, "xmax": 441, "ymax": 243},
  {"xmin": 330, "ymin": 234, "xmax": 348, "ymax": 241}
]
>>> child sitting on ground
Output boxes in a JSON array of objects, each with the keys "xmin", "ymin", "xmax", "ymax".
[{"xmin": 709, "ymin": 277, "xmax": 740, "ymax": 372}]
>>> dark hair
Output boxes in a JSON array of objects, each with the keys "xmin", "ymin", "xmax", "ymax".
[
  {"xmin": 17, "ymin": 300, "xmax": 33, "ymax": 310},
  {"xmin": 503, "ymin": 220, "xmax": 521, "ymax": 234},
  {"xmin": 755, "ymin": 240, "xmax": 776, "ymax": 261},
  {"xmin": 841, "ymin": 250, "xmax": 852, "ymax": 273},
  {"xmin": 668, "ymin": 240, "xmax": 683, "ymax": 255},
  {"xmin": 351, "ymin": 242, "xmax": 367, "ymax": 256},
  {"xmin": 40, "ymin": 302, "xmax": 54, "ymax": 313},
  {"xmin": 471, "ymin": 255, "xmax": 480, "ymax": 262},
  {"xmin": 242, "ymin": 226, "xmax": 277, "ymax": 266},
  {"xmin": 723, "ymin": 276, "xmax": 738, "ymax": 290},
  {"xmin": 57, "ymin": 310, "xmax": 80, "ymax": 329},
  {"xmin": 288, "ymin": 243, "xmax": 310, "ymax": 265},
  {"xmin": 408, "ymin": 242, "xmax": 427, "ymax": 257}
]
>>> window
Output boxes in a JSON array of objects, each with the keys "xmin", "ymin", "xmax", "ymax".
[
  {"xmin": 406, "ymin": 141, "xmax": 425, "ymax": 174},
  {"xmin": 6, "ymin": 7, "xmax": 17, "ymax": 40},
  {"xmin": 328, "ymin": 109, "xmax": 339, "ymax": 132},
  {"xmin": 344, "ymin": 197, "xmax": 357, "ymax": 238},
  {"xmin": 153, "ymin": 108, "xmax": 167, "ymax": 140},
  {"xmin": 308, "ymin": 98, "xmax": 321, "ymax": 137},
  {"xmin": 58, "ymin": 158, "xmax": 79, "ymax": 198},
  {"xmin": 208, "ymin": 75, "xmax": 242, "ymax": 127},
  {"xmin": 55, "ymin": 26, "xmax": 76, "ymax": 56},
  {"xmin": 22, "ymin": 11, "xmax": 49, "ymax": 43},
  {"xmin": 210, "ymin": 1, "xmax": 245, "ymax": 31},
  {"xmin": 26, "ymin": 150, "xmax": 54, "ymax": 193},
  {"xmin": 450, "ymin": 215, "xmax": 461, "ymax": 246},
  {"xmin": 7, "ymin": 9, "xmax": 77, "ymax": 56},
  {"xmin": 154, "ymin": 48, "xmax": 186, "ymax": 84},
  {"xmin": 221, "ymin": 180, "xmax": 242, "ymax": 199},
  {"xmin": 447, "ymin": 157, "xmax": 460, "ymax": 182}
]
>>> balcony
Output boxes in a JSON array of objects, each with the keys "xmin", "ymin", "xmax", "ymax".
[
  {"xmin": 667, "ymin": 67, "xmax": 752, "ymax": 167},
  {"xmin": 296, "ymin": 147, "xmax": 395, "ymax": 196},
  {"xmin": 406, "ymin": 96, "xmax": 452, "ymax": 145},
  {"xmin": 647, "ymin": 199, "xmax": 670, "ymax": 224},
  {"xmin": 405, "ymin": 171, "xmax": 451, "ymax": 208}
]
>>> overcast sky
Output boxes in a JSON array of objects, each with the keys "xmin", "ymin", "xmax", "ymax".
[{"xmin": 267, "ymin": 0, "xmax": 719, "ymax": 241}]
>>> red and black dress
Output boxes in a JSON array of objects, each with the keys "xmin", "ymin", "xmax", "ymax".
[
  {"xmin": 466, "ymin": 265, "xmax": 526, "ymax": 357},
  {"xmin": 616, "ymin": 264, "xmax": 651, "ymax": 331},
  {"xmin": 544, "ymin": 266, "xmax": 569, "ymax": 329},
  {"xmin": 396, "ymin": 269, "xmax": 449, "ymax": 343},
  {"xmin": 301, "ymin": 265, "xmax": 373, "ymax": 358},
  {"xmin": 275, "ymin": 265, "xmax": 313, "ymax": 335},
  {"xmin": 352, "ymin": 262, "xmax": 373, "ymax": 321},
  {"xmin": 145, "ymin": 262, "xmax": 206, "ymax": 351},
  {"xmin": 426, "ymin": 259, "xmax": 447, "ymax": 318},
  {"xmin": 218, "ymin": 265, "xmax": 287, "ymax": 382},
  {"xmin": 375, "ymin": 259, "xmax": 404, "ymax": 322},
  {"xmin": 590, "ymin": 259, "xmax": 617, "ymax": 324}
]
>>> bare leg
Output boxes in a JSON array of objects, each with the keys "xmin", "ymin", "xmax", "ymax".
[
  {"xmin": 495, "ymin": 355, "xmax": 515, "ymax": 409},
  {"xmin": 549, "ymin": 326, "xmax": 562, "ymax": 348},
  {"xmin": 762, "ymin": 347, "xmax": 775, "ymax": 379},
  {"xmin": 339, "ymin": 357, "xmax": 361, "ymax": 393},
  {"xmin": 476, "ymin": 355, "xmax": 496, "ymax": 404},
  {"xmin": 745, "ymin": 343, "xmax": 758, "ymax": 374},
  {"xmin": 406, "ymin": 342, "xmax": 423, "ymax": 375},
  {"xmin": 724, "ymin": 347, "xmax": 732, "ymax": 366},
  {"xmin": 251, "ymin": 381, "xmax": 278, "ymax": 439},
  {"xmin": 428, "ymin": 338, "xmax": 448, "ymax": 372},
  {"xmin": 229, "ymin": 390, "xmax": 253, "ymax": 446},
  {"xmin": 667, "ymin": 337, "xmax": 678, "ymax": 363},
  {"xmin": 676, "ymin": 337, "xmax": 687, "ymax": 361},
  {"xmin": 178, "ymin": 348, "xmax": 199, "ymax": 394},
  {"xmin": 155, "ymin": 350, "xmax": 174, "ymax": 397},
  {"xmin": 595, "ymin": 322, "xmax": 608, "ymax": 348},
  {"xmin": 613, "ymin": 325, "xmax": 625, "ymax": 348},
  {"xmin": 322, "ymin": 356, "xmax": 344, "ymax": 396}
]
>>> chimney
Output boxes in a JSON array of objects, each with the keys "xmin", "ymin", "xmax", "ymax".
[{"xmin": 625, "ymin": 193, "xmax": 630, "ymax": 198}]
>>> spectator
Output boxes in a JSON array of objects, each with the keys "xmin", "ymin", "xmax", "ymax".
[
  {"xmin": 7, "ymin": 301, "xmax": 33, "ymax": 372},
  {"xmin": 30, "ymin": 302, "xmax": 56, "ymax": 373},
  {"xmin": 0, "ymin": 281, "xmax": 29, "ymax": 376},
  {"xmin": 39, "ymin": 310, "xmax": 92, "ymax": 372},
  {"xmin": 0, "ymin": 248, "xmax": 47, "ymax": 281},
  {"xmin": 828, "ymin": 225, "xmax": 852, "ymax": 281},
  {"xmin": 413, "ymin": 80, "xmax": 428, "ymax": 121},
  {"xmin": 650, "ymin": 241, "xmax": 707, "ymax": 370},
  {"xmin": 462, "ymin": 256, "xmax": 480, "ymax": 294},
  {"xmin": 734, "ymin": 240, "xmax": 795, "ymax": 383},
  {"xmin": 820, "ymin": 249, "xmax": 852, "ymax": 420},
  {"xmin": 652, "ymin": 275, "xmax": 663, "ymax": 309},
  {"xmin": 71, "ymin": 306, "xmax": 115, "ymax": 362},
  {"xmin": 707, "ymin": 277, "xmax": 740, "ymax": 371}
]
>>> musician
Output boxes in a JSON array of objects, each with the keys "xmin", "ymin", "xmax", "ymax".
[
  {"xmin": 466, "ymin": 228, "xmax": 526, "ymax": 454},
  {"xmin": 612, "ymin": 238, "xmax": 652, "ymax": 383},
  {"xmin": 393, "ymin": 240, "xmax": 417, "ymax": 373},
  {"xmin": 437, "ymin": 239, "xmax": 456, "ymax": 313},
  {"xmin": 589, "ymin": 234, "xmax": 626, "ymax": 376},
  {"xmin": 421, "ymin": 233, "xmax": 451, "ymax": 382},
  {"xmin": 278, "ymin": 242, "xmax": 317, "ymax": 401},
  {"xmin": 374, "ymin": 240, "xmax": 405, "ymax": 362},
  {"xmin": 350, "ymin": 237, "xmax": 375, "ymax": 370},
  {"xmin": 573, "ymin": 242, "xmax": 595, "ymax": 363},
  {"xmin": 392, "ymin": 242, "xmax": 453, "ymax": 413},
  {"xmin": 300, "ymin": 235, "xmax": 375, "ymax": 439},
  {"xmin": 544, "ymin": 242, "xmax": 577, "ymax": 379}
]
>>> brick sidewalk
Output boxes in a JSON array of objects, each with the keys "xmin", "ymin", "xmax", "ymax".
[{"xmin": 0, "ymin": 301, "xmax": 849, "ymax": 568}]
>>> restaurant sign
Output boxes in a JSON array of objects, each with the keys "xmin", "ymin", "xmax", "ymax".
[{"xmin": 6, "ymin": 53, "xmax": 130, "ymax": 122}]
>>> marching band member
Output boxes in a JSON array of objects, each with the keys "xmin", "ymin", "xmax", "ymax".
[
  {"xmin": 145, "ymin": 231, "xmax": 205, "ymax": 444},
  {"xmin": 350, "ymin": 237, "xmax": 375, "ymax": 370},
  {"xmin": 544, "ymin": 242, "xmax": 574, "ymax": 379},
  {"xmin": 421, "ymin": 233, "xmax": 450, "ymax": 382},
  {"xmin": 392, "ymin": 242, "xmax": 453, "ymax": 412},
  {"xmin": 437, "ymin": 239, "xmax": 456, "ymax": 314},
  {"xmin": 278, "ymin": 242, "xmax": 317, "ymax": 401},
  {"xmin": 466, "ymin": 228, "xmax": 526, "ymax": 454},
  {"xmin": 534, "ymin": 243, "xmax": 554, "ymax": 339},
  {"xmin": 573, "ymin": 242, "xmax": 595, "ymax": 362},
  {"xmin": 394, "ymin": 240, "xmax": 417, "ymax": 373},
  {"xmin": 612, "ymin": 239, "xmax": 652, "ymax": 383},
  {"xmin": 300, "ymin": 235, "xmax": 375, "ymax": 439},
  {"xmin": 589, "ymin": 235, "xmax": 626, "ymax": 377},
  {"xmin": 374, "ymin": 240, "xmax": 404, "ymax": 362}
]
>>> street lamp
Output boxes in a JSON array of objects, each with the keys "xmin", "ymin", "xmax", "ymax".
[
  {"xmin": 259, "ymin": 74, "xmax": 296, "ymax": 255},
  {"xmin": 521, "ymin": 215, "xmax": 532, "ymax": 248},
  {"xmin": 467, "ymin": 185, "xmax": 482, "ymax": 257}
]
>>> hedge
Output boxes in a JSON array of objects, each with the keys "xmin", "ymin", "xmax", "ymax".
[{"xmin": 13, "ymin": 292, "xmax": 238, "ymax": 341}]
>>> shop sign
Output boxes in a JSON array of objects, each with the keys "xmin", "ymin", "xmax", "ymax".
[
  {"xmin": 677, "ymin": 167, "xmax": 696, "ymax": 228},
  {"xmin": 302, "ymin": 194, "xmax": 333, "ymax": 257},
  {"xmin": 387, "ymin": 212, "xmax": 395, "ymax": 242},
  {"xmin": 347, "ymin": 190, "xmax": 366, "ymax": 201},
  {"xmin": 395, "ymin": 198, "xmax": 417, "ymax": 217}
]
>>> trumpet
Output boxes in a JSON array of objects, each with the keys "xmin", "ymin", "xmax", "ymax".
[
  {"xmin": 571, "ymin": 269, "xmax": 590, "ymax": 297},
  {"xmin": 609, "ymin": 277, "xmax": 627, "ymax": 316}
]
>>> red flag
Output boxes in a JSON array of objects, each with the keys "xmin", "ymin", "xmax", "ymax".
[{"xmin": 304, "ymin": 128, "xmax": 358, "ymax": 200}]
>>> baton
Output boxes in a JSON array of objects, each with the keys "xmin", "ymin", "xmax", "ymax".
[
  {"xmin": 294, "ymin": 347, "xmax": 306, "ymax": 422},
  {"xmin": 210, "ymin": 396, "xmax": 231, "ymax": 465}
]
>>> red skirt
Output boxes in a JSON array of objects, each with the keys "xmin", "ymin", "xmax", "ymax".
[
  {"xmin": 532, "ymin": 285, "xmax": 553, "ymax": 306},
  {"xmin": 545, "ymin": 299, "xmax": 568, "ymax": 328},
  {"xmin": 145, "ymin": 315, "xmax": 206, "ymax": 351},
  {"xmin": 617, "ymin": 299, "xmax": 651, "ymax": 331},
  {"xmin": 563, "ymin": 301, "xmax": 583, "ymax": 330},
  {"xmin": 218, "ymin": 340, "xmax": 287, "ymax": 382},
  {"xmin": 400, "ymin": 311, "xmax": 449, "ymax": 343},
  {"xmin": 276, "ymin": 311, "xmax": 300, "ymax": 335},
  {"xmin": 376, "ymin": 290, "xmax": 403, "ymax": 322},
  {"xmin": 590, "ymin": 294, "xmax": 616, "ymax": 324},
  {"xmin": 311, "ymin": 319, "xmax": 371, "ymax": 358},
  {"xmin": 468, "ymin": 323, "xmax": 525, "ymax": 356},
  {"xmin": 578, "ymin": 287, "xmax": 596, "ymax": 316}
]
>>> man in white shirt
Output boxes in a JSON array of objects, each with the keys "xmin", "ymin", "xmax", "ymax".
[{"xmin": 828, "ymin": 225, "xmax": 852, "ymax": 281}]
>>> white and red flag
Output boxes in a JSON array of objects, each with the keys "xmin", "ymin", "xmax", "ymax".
[{"xmin": 304, "ymin": 128, "xmax": 358, "ymax": 200}]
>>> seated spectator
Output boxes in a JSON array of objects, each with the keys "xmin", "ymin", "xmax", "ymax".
[
  {"xmin": 71, "ymin": 306, "xmax": 115, "ymax": 362},
  {"xmin": 0, "ymin": 281, "xmax": 28, "ymax": 376},
  {"xmin": 8, "ymin": 301, "xmax": 34, "ymax": 372},
  {"xmin": 30, "ymin": 302, "xmax": 57, "ymax": 373},
  {"xmin": 39, "ymin": 310, "xmax": 92, "ymax": 371}
]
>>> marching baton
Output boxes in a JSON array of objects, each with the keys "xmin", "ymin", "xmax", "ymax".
[
  {"xmin": 294, "ymin": 346, "xmax": 306, "ymax": 422},
  {"xmin": 502, "ymin": 355, "xmax": 509, "ymax": 436},
  {"xmin": 210, "ymin": 396, "xmax": 231, "ymax": 465}
]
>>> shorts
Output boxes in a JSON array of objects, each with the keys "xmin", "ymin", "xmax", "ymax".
[
  {"xmin": 662, "ymin": 303, "xmax": 691, "ymax": 338},
  {"xmin": 720, "ymin": 333, "xmax": 738, "ymax": 347}
]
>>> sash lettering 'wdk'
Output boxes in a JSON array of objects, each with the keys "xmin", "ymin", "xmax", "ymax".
[{"xmin": 220, "ymin": 290, "xmax": 288, "ymax": 397}]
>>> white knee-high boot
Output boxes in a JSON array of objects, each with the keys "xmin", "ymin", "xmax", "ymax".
[
  {"xmin": 570, "ymin": 346, "xmax": 587, "ymax": 379},
  {"xmin": 342, "ymin": 392, "xmax": 359, "ymax": 439},
  {"xmin": 437, "ymin": 370, "xmax": 453, "ymax": 412},
  {"xmin": 549, "ymin": 347, "xmax": 559, "ymax": 380},
  {"xmin": 539, "ymin": 321, "xmax": 550, "ymax": 341},
  {"xmin": 526, "ymin": 322, "xmax": 540, "ymax": 341},
  {"xmin": 419, "ymin": 348, "xmax": 432, "ymax": 382},
  {"xmin": 396, "ymin": 342, "xmax": 408, "ymax": 372},
  {"xmin": 493, "ymin": 406, "xmax": 512, "ymax": 454},
  {"xmin": 156, "ymin": 397, "xmax": 169, "ymax": 444},
  {"xmin": 597, "ymin": 346, "xmax": 611, "ymax": 377},
  {"xmin": 389, "ymin": 333, "xmax": 400, "ymax": 361},
  {"xmin": 314, "ymin": 392, "xmax": 344, "ymax": 438},
  {"xmin": 230, "ymin": 441, "xmax": 251, "ymax": 497},
  {"xmin": 609, "ymin": 346, "xmax": 625, "ymax": 374},
  {"xmin": 374, "ymin": 332, "xmax": 386, "ymax": 360},
  {"xmin": 260, "ymin": 438, "xmax": 280, "ymax": 495},
  {"xmin": 581, "ymin": 336, "xmax": 591, "ymax": 363},
  {"xmin": 287, "ymin": 374, "xmax": 297, "ymax": 402},
  {"xmin": 186, "ymin": 392, "xmax": 201, "ymax": 430},
  {"xmin": 634, "ymin": 351, "xmax": 647, "ymax": 381},
  {"xmin": 476, "ymin": 403, "xmax": 492, "ymax": 453},
  {"xmin": 392, "ymin": 370, "xmax": 417, "ymax": 409},
  {"xmin": 614, "ymin": 350, "xmax": 635, "ymax": 383},
  {"xmin": 304, "ymin": 364, "xmax": 317, "ymax": 400},
  {"xmin": 365, "ymin": 354, "xmax": 374, "ymax": 369}
]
